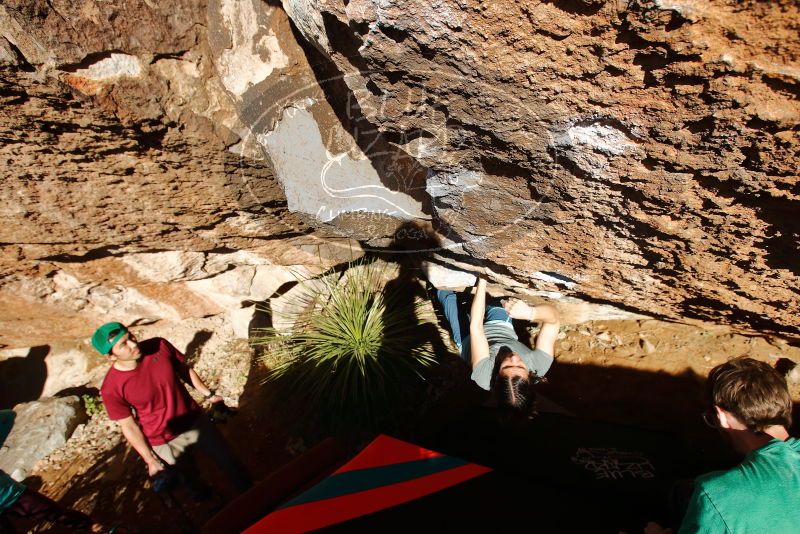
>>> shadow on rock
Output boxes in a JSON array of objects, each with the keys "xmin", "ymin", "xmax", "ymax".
[{"xmin": 0, "ymin": 346, "xmax": 49, "ymax": 409}]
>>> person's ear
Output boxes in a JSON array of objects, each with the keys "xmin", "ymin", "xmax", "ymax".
[
  {"xmin": 106, "ymin": 352, "xmax": 117, "ymax": 362},
  {"xmin": 715, "ymin": 406, "xmax": 743, "ymax": 430},
  {"xmin": 714, "ymin": 405, "xmax": 729, "ymax": 428}
]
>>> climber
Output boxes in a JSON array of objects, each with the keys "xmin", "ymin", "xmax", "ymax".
[
  {"xmin": 91, "ymin": 322, "xmax": 251, "ymax": 499},
  {"xmin": 645, "ymin": 357, "xmax": 800, "ymax": 534},
  {"xmin": 436, "ymin": 276, "xmax": 559, "ymax": 418}
]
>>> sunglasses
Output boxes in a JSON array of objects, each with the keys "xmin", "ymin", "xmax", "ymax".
[
  {"xmin": 701, "ymin": 409, "xmax": 719, "ymax": 428},
  {"xmin": 107, "ymin": 328, "xmax": 126, "ymax": 343}
]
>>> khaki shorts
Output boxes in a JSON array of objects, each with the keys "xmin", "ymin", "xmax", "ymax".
[{"xmin": 152, "ymin": 414, "xmax": 250, "ymax": 491}]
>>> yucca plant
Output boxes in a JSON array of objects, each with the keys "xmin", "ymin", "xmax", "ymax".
[{"xmin": 252, "ymin": 261, "xmax": 436, "ymax": 436}]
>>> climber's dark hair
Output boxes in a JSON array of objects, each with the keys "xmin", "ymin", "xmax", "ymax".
[{"xmin": 489, "ymin": 348, "xmax": 543, "ymax": 422}]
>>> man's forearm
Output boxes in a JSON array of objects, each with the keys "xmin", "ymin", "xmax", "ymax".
[
  {"xmin": 469, "ymin": 279, "xmax": 491, "ymax": 367},
  {"xmin": 531, "ymin": 304, "xmax": 559, "ymax": 325},
  {"xmin": 119, "ymin": 417, "xmax": 161, "ymax": 467},
  {"xmin": 188, "ymin": 368, "xmax": 213, "ymax": 397},
  {"xmin": 470, "ymin": 279, "xmax": 487, "ymax": 329},
  {"xmin": 188, "ymin": 368, "xmax": 225, "ymax": 404}
]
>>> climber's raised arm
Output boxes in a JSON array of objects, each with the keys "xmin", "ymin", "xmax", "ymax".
[{"xmin": 469, "ymin": 278, "xmax": 490, "ymax": 367}]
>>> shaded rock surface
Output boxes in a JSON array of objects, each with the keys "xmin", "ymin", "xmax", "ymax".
[
  {"xmin": 0, "ymin": 345, "xmax": 106, "ymax": 409},
  {"xmin": 0, "ymin": 0, "xmax": 797, "ymax": 353}
]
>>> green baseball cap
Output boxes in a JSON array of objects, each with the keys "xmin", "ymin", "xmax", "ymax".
[{"xmin": 92, "ymin": 322, "xmax": 128, "ymax": 355}]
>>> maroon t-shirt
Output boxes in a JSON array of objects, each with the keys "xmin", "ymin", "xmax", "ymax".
[{"xmin": 100, "ymin": 338, "xmax": 200, "ymax": 445}]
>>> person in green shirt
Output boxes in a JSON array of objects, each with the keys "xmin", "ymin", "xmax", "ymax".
[
  {"xmin": 0, "ymin": 470, "xmax": 25, "ymax": 516},
  {"xmin": 0, "ymin": 470, "xmax": 107, "ymax": 532},
  {"xmin": 646, "ymin": 357, "xmax": 799, "ymax": 534}
]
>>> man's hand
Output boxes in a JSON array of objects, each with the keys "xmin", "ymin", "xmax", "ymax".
[
  {"xmin": 503, "ymin": 298, "xmax": 535, "ymax": 321},
  {"xmin": 118, "ymin": 416, "xmax": 169, "ymax": 478},
  {"xmin": 504, "ymin": 301, "xmax": 560, "ymax": 356},
  {"xmin": 471, "ymin": 265, "xmax": 493, "ymax": 278},
  {"xmin": 644, "ymin": 522, "xmax": 673, "ymax": 534},
  {"xmin": 207, "ymin": 394, "xmax": 224, "ymax": 404},
  {"xmin": 147, "ymin": 458, "xmax": 165, "ymax": 477}
]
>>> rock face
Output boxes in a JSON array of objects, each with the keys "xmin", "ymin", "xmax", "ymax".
[
  {"xmin": 0, "ymin": 0, "xmax": 362, "ymax": 349},
  {"xmin": 0, "ymin": 396, "xmax": 86, "ymax": 480},
  {"xmin": 0, "ymin": 0, "xmax": 798, "ymax": 349},
  {"xmin": 279, "ymin": 0, "xmax": 800, "ymax": 336}
]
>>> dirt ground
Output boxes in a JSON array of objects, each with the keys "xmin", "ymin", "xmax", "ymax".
[
  {"xmin": 15, "ymin": 276, "xmax": 800, "ymax": 532},
  {"xmin": 541, "ymin": 319, "xmax": 800, "ymax": 433}
]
